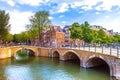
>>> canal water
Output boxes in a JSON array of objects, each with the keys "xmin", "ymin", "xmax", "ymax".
[{"xmin": 0, "ymin": 57, "xmax": 116, "ymax": 80}]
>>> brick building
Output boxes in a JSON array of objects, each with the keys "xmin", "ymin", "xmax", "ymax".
[{"xmin": 41, "ymin": 26, "xmax": 65, "ymax": 48}]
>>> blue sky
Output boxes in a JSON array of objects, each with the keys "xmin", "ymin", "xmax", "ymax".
[{"xmin": 0, "ymin": 0, "xmax": 120, "ymax": 34}]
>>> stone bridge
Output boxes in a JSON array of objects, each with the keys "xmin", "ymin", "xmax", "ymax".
[
  {"xmin": 10, "ymin": 46, "xmax": 38, "ymax": 56},
  {"xmin": 50, "ymin": 48, "xmax": 120, "ymax": 79},
  {"xmin": 0, "ymin": 46, "xmax": 120, "ymax": 79},
  {"xmin": 0, "ymin": 46, "xmax": 39, "ymax": 58}
]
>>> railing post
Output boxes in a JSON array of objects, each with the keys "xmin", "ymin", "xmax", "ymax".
[
  {"xmin": 79, "ymin": 44, "xmax": 80, "ymax": 49},
  {"xmin": 83, "ymin": 44, "xmax": 85, "ymax": 50},
  {"xmin": 102, "ymin": 44, "xmax": 103, "ymax": 53},
  {"xmin": 110, "ymin": 47, "xmax": 112, "ymax": 55},
  {"xmin": 95, "ymin": 45, "xmax": 96, "ymax": 52},
  {"xmin": 117, "ymin": 47, "xmax": 119, "ymax": 57},
  {"xmin": 89, "ymin": 45, "xmax": 90, "ymax": 51}
]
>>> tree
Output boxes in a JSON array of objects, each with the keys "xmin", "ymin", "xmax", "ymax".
[
  {"xmin": 0, "ymin": 10, "xmax": 10, "ymax": 40},
  {"xmin": 29, "ymin": 11, "xmax": 51, "ymax": 46},
  {"xmin": 81, "ymin": 21, "xmax": 92, "ymax": 43},
  {"xmin": 97, "ymin": 29, "xmax": 107, "ymax": 44},
  {"xmin": 69, "ymin": 22, "xmax": 82, "ymax": 40},
  {"xmin": 26, "ymin": 25, "xmax": 38, "ymax": 40},
  {"xmin": 69, "ymin": 22, "xmax": 83, "ymax": 47},
  {"xmin": 13, "ymin": 32, "xmax": 28, "ymax": 43},
  {"xmin": 90, "ymin": 30, "xmax": 98, "ymax": 43},
  {"xmin": 113, "ymin": 34, "xmax": 120, "ymax": 43},
  {"xmin": 3, "ymin": 33, "xmax": 13, "ymax": 42}
]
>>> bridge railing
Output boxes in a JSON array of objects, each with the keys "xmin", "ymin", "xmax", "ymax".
[{"xmin": 62, "ymin": 45, "xmax": 120, "ymax": 58}]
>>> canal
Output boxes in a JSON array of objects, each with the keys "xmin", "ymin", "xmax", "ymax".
[{"xmin": 0, "ymin": 56, "xmax": 116, "ymax": 80}]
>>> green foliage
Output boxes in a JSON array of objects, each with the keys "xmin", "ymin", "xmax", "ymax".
[
  {"xmin": 13, "ymin": 32, "xmax": 28, "ymax": 43},
  {"xmin": 25, "ymin": 25, "xmax": 38, "ymax": 40},
  {"xmin": 28, "ymin": 11, "xmax": 51, "ymax": 44},
  {"xmin": 69, "ymin": 21, "xmax": 119, "ymax": 44},
  {"xmin": 81, "ymin": 21, "xmax": 92, "ymax": 43},
  {"xmin": 69, "ymin": 22, "xmax": 82, "ymax": 40},
  {"xmin": 27, "ymin": 29, "xmax": 38, "ymax": 40},
  {"xmin": 3, "ymin": 33, "xmax": 13, "ymax": 42},
  {"xmin": 97, "ymin": 29, "xmax": 107, "ymax": 43},
  {"xmin": 0, "ymin": 10, "xmax": 10, "ymax": 40},
  {"xmin": 113, "ymin": 34, "xmax": 120, "ymax": 43}
]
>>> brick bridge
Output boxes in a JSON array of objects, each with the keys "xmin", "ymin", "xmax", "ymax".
[
  {"xmin": 0, "ymin": 46, "xmax": 120, "ymax": 79},
  {"xmin": 0, "ymin": 46, "xmax": 38, "ymax": 58}
]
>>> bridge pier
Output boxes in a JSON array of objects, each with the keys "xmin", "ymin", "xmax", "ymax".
[
  {"xmin": 60, "ymin": 56, "xmax": 65, "ymax": 60},
  {"xmin": 114, "ymin": 59, "xmax": 120, "ymax": 79},
  {"xmin": 80, "ymin": 58, "xmax": 87, "ymax": 68}
]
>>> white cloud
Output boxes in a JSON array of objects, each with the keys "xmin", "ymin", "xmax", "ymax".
[
  {"xmin": 70, "ymin": 2, "xmax": 83, "ymax": 8},
  {"xmin": 91, "ymin": 18, "xmax": 120, "ymax": 32},
  {"xmin": 17, "ymin": 0, "xmax": 41, "ymax": 6},
  {"xmin": 103, "ymin": 21, "xmax": 120, "ymax": 32},
  {"xmin": 95, "ymin": 12, "xmax": 101, "ymax": 14},
  {"xmin": 117, "ymin": 11, "xmax": 120, "ymax": 14},
  {"xmin": 7, "ymin": 0, "xmax": 15, "ymax": 6},
  {"xmin": 50, "ymin": 2, "xmax": 69, "ymax": 14},
  {"xmin": 2, "ymin": 0, "xmax": 120, "ymax": 12},
  {"xmin": 8, "ymin": 10, "xmax": 33, "ymax": 34},
  {"xmin": 57, "ymin": 3, "xmax": 69, "ymax": 13},
  {"xmin": 96, "ymin": 0, "xmax": 120, "ymax": 11},
  {"xmin": 51, "ymin": 0, "xmax": 120, "ymax": 12},
  {"xmin": 48, "ymin": 16, "xmax": 54, "ymax": 20},
  {"xmin": 59, "ymin": 15, "xmax": 65, "ymax": 18},
  {"xmin": 1, "ymin": 0, "xmax": 50, "ymax": 6},
  {"xmin": 1, "ymin": 0, "xmax": 15, "ymax": 6},
  {"xmin": 62, "ymin": 21, "xmax": 66, "ymax": 24},
  {"xmin": 105, "ymin": 15, "xmax": 109, "ymax": 18},
  {"xmin": 78, "ymin": 11, "xmax": 84, "ymax": 14},
  {"xmin": 81, "ymin": 5, "xmax": 92, "ymax": 11}
]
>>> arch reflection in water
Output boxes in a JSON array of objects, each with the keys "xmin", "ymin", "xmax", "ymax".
[{"xmin": 15, "ymin": 48, "xmax": 35, "ymax": 60}]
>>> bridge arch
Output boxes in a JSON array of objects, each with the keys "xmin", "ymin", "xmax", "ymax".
[
  {"xmin": 85, "ymin": 55, "xmax": 112, "ymax": 76},
  {"xmin": 61, "ymin": 50, "xmax": 81, "ymax": 62},
  {"xmin": 52, "ymin": 50, "xmax": 60, "ymax": 58},
  {"xmin": 85, "ymin": 55, "xmax": 110, "ymax": 68},
  {"xmin": 13, "ymin": 47, "xmax": 36, "ymax": 57}
]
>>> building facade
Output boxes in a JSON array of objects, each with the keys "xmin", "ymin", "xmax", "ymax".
[
  {"xmin": 63, "ymin": 25, "xmax": 70, "ymax": 46},
  {"xmin": 41, "ymin": 26, "xmax": 65, "ymax": 48},
  {"xmin": 90, "ymin": 25, "xmax": 118, "ymax": 36}
]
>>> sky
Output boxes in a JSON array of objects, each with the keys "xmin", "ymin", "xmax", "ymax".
[{"xmin": 0, "ymin": 0, "xmax": 120, "ymax": 34}]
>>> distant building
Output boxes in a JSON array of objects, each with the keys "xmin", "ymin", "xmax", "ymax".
[
  {"xmin": 90, "ymin": 25, "xmax": 103, "ymax": 31},
  {"xmin": 63, "ymin": 25, "xmax": 70, "ymax": 46},
  {"xmin": 90, "ymin": 25, "xmax": 118, "ymax": 36},
  {"xmin": 41, "ymin": 26, "xmax": 65, "ymax": 48}
]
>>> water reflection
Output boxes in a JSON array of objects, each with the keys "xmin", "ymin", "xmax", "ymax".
[
  {"xmin": 0, "ymin": 57, "xmax": 116, "ymax": 80},
  {"xmin": 15, "ymin": 48, "xmax": 35, "ymax": 60},
  {"xmin": 5, "ymin": 66, "xmax": 33, "ymax": 80}
]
